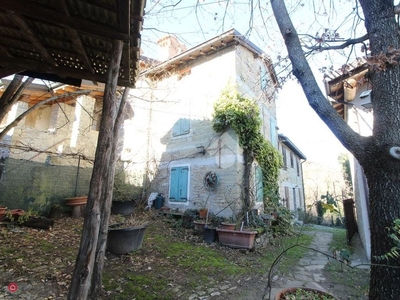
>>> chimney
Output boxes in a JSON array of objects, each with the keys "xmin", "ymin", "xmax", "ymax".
[{"xmin": 157, "ymin": 35, "xmax": 187, "ymax": 61}]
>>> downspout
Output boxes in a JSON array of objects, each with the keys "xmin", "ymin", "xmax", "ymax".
[{"xmin": 300, "ymin": 158, "xmax": 307, "ymax": 209}]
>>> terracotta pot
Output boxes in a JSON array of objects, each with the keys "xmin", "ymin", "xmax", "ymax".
[
  {"xmin": 198, "ymin": 208, "xmax": 208, "ymax": 219},
  {"xmin": 216, "ymin": 228, "xmax": 257, "ymax": 250},
  {"xmin": 10, "ymin": 209, "xmax": 25, "ymax": 219},
  {"xmin": 220, "ymin": 222, "xmax": 236, "ymax": 230},
  {"xmin": 275, "ymin": 287, "xmax": 338, "ymax": 300},
  {"xmin": 65, "ymin": 196, "xmax": 88, "ymax": 206}
]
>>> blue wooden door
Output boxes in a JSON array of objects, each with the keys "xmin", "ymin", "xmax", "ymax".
[{"xmin": 169, "ymin": 166, "xmax": 189, "ymax": 202}]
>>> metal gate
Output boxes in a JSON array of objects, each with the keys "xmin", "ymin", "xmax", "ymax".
[{"xmin": 343, "ymin": 198, "xmax": 358, "ymax": 243}]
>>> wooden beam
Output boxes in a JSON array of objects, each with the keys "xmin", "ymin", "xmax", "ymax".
[
  {"xmin": 0, "ymin": 0, "xmax": 136, "ymax": 43},
  {"xmin": 0, "ymin": 66, "xmax": 26, "ymax": 79},
  {"xmin": 11, "ymin": 13, "xmax": 58, "ymax": 66},
  {"xmin": 118, "ymin": 0, "xmax": 130, "ymax": 34},
  {"xmin": 0, "ymin": 57, "xmax": 131, "ymax": 87},
  {"xmin": 52, "ymin": 0, "xmax": 95, "ymax": 74}
]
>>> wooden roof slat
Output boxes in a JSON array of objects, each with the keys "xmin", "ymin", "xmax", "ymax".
[
  {"xmin": 11, "ymin": 13, "xmax": 57, "ymax": 66},
  {"xmin": 52, "ymin": 0, "xmax": 95, "ymax": 74},
  {"xmin": 0, "ymin": 0, "xmax": 132, "ymax": 42}
]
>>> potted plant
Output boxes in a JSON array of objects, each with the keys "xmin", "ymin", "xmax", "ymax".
[
  {"xmin": 106, "ymin": 213, "xmax": 148, "ymax": 255},
  {"xmin": 275, "ymin": 287, "xmax": 338, "ymax": 300}
]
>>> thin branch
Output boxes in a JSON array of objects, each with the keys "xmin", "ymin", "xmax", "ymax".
[
  {"xmin": 0, "ymin": 90, "xmax": 91, "ymax": 140},
  {"xmin": 303, "ymin": 34, "xmax": 369, "ymax": 51}
]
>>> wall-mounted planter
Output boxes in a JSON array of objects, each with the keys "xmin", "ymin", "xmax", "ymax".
[
  {"xmin": 216, "ymin": 228, "xmax": 257, "ymax": 250},
  {"xmin": 111, "ymin": 200, "xmax": 135, "ymax": 215},
  {"xmin": 106, "ymin": 224, "xmax": 147, "ymax": 255}
]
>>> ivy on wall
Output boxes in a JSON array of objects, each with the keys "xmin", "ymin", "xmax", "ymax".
[{"xmin": 212, "ymin": 86, "xmax": 282, "ymax": 209}]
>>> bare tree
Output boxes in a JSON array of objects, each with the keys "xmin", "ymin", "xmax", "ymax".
[{"xmin": 271, "ymin": 1, "xmax": 400, "ymax": 298}]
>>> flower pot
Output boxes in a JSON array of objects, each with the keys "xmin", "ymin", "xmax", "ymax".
[
  {"xmin": 216, "ymin": 228, "xmax": 257, "ymax": 250},
  {"xmin": 65, "ymin": 196, "xmax": 88, "ymax": 206},
  {"xmin": 220, "ymin": 222, "xmax": 236, "ymax": 230},
  {"xmin": 198, "ymin": 208, "xmax": 208, "ymax": 219},
  {"xmin": 107, "ymin": 224, "xmax": 147, "ymax": 255},
  {"xmin": 111, "ymin": 200, "xmax": 135, "ymax": 215},
  {"xmin": 275, "ymin": 287, "xmax": 338, "ymax": 300},
  {"xmin": 203, "ymin": 226, "xmax": 217, "ymax": 244},
  {"xmin": 193, "ymin": 220, "xmax": 210, "ymax": 234}
]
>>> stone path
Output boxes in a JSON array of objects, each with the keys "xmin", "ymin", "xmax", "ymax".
[{"xmin": 268, "ymin": 230, "xmax": 334, "ymax": 299}]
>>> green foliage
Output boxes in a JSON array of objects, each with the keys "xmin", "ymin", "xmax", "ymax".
[
  {"xmin": 212, "ymin": 86, "xmax": 282, "ymax": 208},
  {"xmin": 375, "ymin": 218, "xmax": 400, "ymax": 261}
]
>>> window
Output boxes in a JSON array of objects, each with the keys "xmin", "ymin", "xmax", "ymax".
[
  {"xmin": 290, "ymin": 152, "xmax": 294, "ymax": 168},
  {"xmin": 296, "ymin": 158, "xmax": 300, "ymax": 176},
  {"xmin": 293, "ymin": 187, "xmax": 297, "ymax": 211},
  {"xmin": 260, "ymin": 64, "xmax": 268, "ymax": 91},
  {"xmin": 282, "ymin": 147, "xmax": 287, "ymax": 169},
  {"xmin": 284, "ymin": 186, "xmax": 290, "ymax": 209},
  {"xmin": 169, "ymin": 166, "xmax": 189, "ymax": 202},
  {"xmin": 255, "ymin": 166, "xmax": 263, "ymax": 203},
  {"xmin": 172, "ymin": 118, "xmax": 190, "ymax": 137}
]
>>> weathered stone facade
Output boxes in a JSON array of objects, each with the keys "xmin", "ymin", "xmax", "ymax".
[{"xmin": 126, "ymin": 30, "xmax": 278, "ymax": 218}]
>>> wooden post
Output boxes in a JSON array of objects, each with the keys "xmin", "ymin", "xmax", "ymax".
[{"xmin": 68, "ymin": 39, "xmax": 124, "ymax": 300}]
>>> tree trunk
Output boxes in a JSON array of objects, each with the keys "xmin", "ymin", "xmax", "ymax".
[
  {"xmin": 0, "ymin": 75, "xmax": 32, "ymax": 124},
  {"xmin": 68, "ymin": 39, "xmax": 124, "ymax": 300},
  {"xmin": 271, "ymin": 0, "xmax": 400, "ymax": 298},
  {"xmin": 243, "ymin": 148, "xmax": 254, "ymax": 212},
  {"xmin": 90, "ymin": 87, "xmax": 129, "ymax": 297}
]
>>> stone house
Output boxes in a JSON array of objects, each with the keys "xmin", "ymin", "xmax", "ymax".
[
  {"xmin": 123, "ymin": 29, "xmax": 280, "ymax": 218},
  {"xmin": 278, "ymin": 133, "xmax": 307, "ymax": 217},
  {"xmin": 324, "ymin": 59, "xmax": 372, "ymax": 259}
]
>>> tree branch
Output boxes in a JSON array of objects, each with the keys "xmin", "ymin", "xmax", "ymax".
[
  {"xmin": 0, "ymin": 90, "xmax": 91, "ymax": 141},
  {"xmin": 270, "ymin": 0, "xmax": 368, "ymax": 157},
  {"xmin": 303, "ymin": 34, "xmax": 369, "ymax": 51}
]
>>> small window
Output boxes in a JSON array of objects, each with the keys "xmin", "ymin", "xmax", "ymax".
[
  {"xmin": 296, "ymin": 158, "xmax": 300, "ymax": 176},
  {"xmin": 282, "ymin": 147, "xmax": 287, "ymax": 169},
  {"xmin": 172, "ymin": 118, "xmax": 190, "ymax": 137},
  {"xmin": 284, "ymin": 186, "xmax": 290, "ymax": 209},
  {"xmin": 290, "ymin": 152, "xmax": 294, "ymax": 168}
]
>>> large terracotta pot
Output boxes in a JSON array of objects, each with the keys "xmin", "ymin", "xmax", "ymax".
[
  {"xmin": 216, "ymin": 228, "xmax": 257, "ymax": 250},
  {"xmin": 193, "ymin": 220, "xmax": 210, "ymax": 234},
  {"xmin": 275, "ymin": 287, "xmax": 338, "ymax": 300}
]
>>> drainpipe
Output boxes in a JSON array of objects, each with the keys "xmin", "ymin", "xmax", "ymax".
[{"xmin": 300, "ymin": 159, "xmax": 307, "ymax": 210}]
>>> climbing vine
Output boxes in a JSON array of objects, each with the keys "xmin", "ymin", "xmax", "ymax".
[{"xmin": 212, "ymin": 87, "xmax": 282, "ymax": 210}]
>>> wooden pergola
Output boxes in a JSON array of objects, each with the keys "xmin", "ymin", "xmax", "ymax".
[{"xmin": 0, "ymin": 0, "xmax": 145, "ymax": 88}]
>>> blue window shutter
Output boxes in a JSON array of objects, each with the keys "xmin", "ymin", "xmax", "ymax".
[
  {"xmin": 173, "ymin": 118, "xmax": 190, "ymax": 136},
  {"xmin": 169, "ymin": 167, "xmax": 179, "ymax": 201},
  {"xmin": 169, "ymin": 166, "xmax": 189, "ymax": 202},
  {"xmin": 256, "ymin": 166, "xmax": 263, "ymax": 203},
  {"xmin": 178, "ymin": 167, "xmax": 188, "ymax": 201}
]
